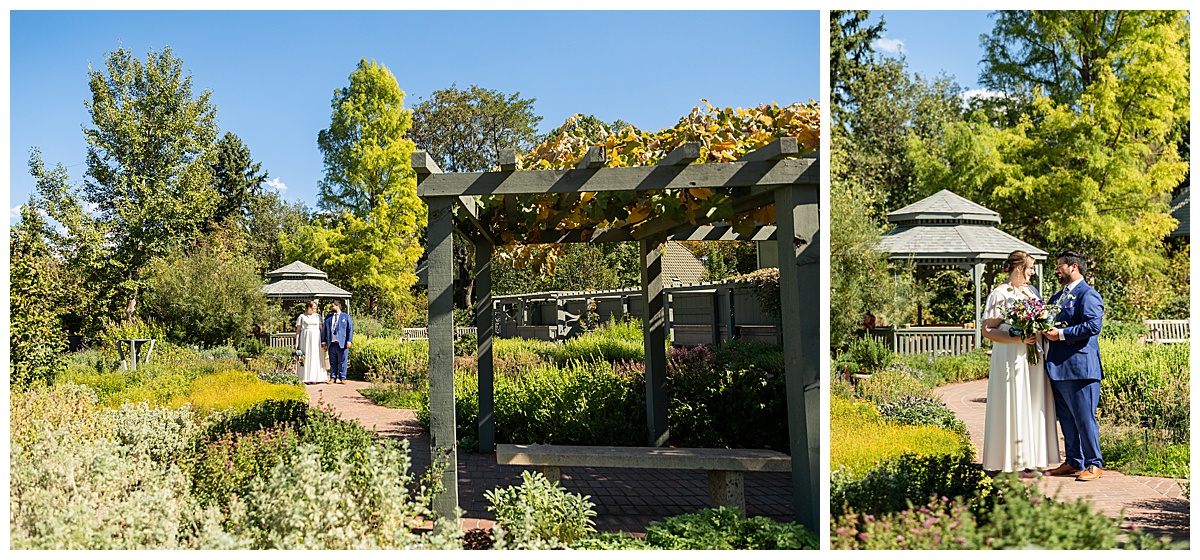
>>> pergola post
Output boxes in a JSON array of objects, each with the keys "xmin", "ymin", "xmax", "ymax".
[
  {"xmin": 426, "ymin": 195, "xmax": 458, "ymax": 521},
  {"xmin": 476, "ymin": 239, "xmax": 496, "ymax": 453},
  {"xmin": 972, "ymin": 262, "xmax": 985, "ymax": 349},
  {"xmin": 641, "ymin": 238, "xmax": 670, "ymax": 447},
  {"xmin": 774, "ymin": 184, "xmax": 820, "ymax": 532}
]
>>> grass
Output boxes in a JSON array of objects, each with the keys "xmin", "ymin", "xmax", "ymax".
[
  {"xmin": 358, "ymin": 387, "xmax": 424, "ymax": 409},
  {"xmin": 831, "ymin": 395, "xmax": 973, "ymax": 479},
  {"xmin": 1100, "ymin": 425, "xmax": 1190, "ymax": 479}
]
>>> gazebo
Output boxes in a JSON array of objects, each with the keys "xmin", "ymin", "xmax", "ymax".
[
  {"xmin": 875, "ymin": 190, "xmax": 1047, "ymax": 353},
  {"xmin": 261, "ymin": 260, "xmax": 352, "ymax": 315}
]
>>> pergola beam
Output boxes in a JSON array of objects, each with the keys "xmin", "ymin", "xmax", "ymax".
[
  {"xmin": 530, "ymin": 223, "xmax": 778, "ymax": 244},
  {"xmin": 415, "ymin": 156, "xmax": 817, "ymax": 197}
]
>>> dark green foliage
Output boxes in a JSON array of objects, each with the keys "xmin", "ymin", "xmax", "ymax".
[
  {"xmin": 409, "ymin": 84, "xmax": 541, "ymax": 174},
  {"xmin": 830, "ymin": 453, "xmax": 986, "ymax": 519},
  {"xmin": 207, "ymin": 131, "xmax": 267, "ymax": 227},
  {"xmin": 204, "ymin": 399, "xmax": 311, "ymax": 437},
  {"xmin": 877, "ymin": 397, "xmax": 968, "ymax": 437},
  {"xmin": 455, "ymin": 330, "xmax": 478, "ymax": 358},
  {"xmin": 643, "ymin": 507, "xmax": 818, "ymax": 550},
  {"xmin": 571, "ymin": 532, "xmax": 654, "ymax": 550},
  {"xmin": 842, "ymin": 335, "xmax": 893, "ymax": 373},
  {"xmin": 830, "ymin": 10, "xmax": 886, "ymax": 124},
  {"xmin": 1099, "ymin": 319, "xmax": 1150, "ymax": 340},
  {"xmin": 143, "ymin": 242, "xmax": 273, "ymax": 346},
  {"xmin": 486, "ymin": 470, "xmax": 597, "ymax": 547},
  {"xmin": 348, "ymin": 337, "xmax": 428, "ymax": 388},
  {"xmin": 189, "ymin": 426, "xmax": 299, "ymax": 508},
  {"xmin": 9, "ymin": 206, "xmax": 68, "ymax": 386},
  {"xmin": 667, "ymin": 343, "xmax": 789, "ymax": 451}
]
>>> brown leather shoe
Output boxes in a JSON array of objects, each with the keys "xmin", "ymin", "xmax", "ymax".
[
  {"xmin": 1045, "ymin": 463, "xmax": 1081, "ymax": 477},
  {"xmin": 1076, "ymin": 465, "xmax": 1103, "ymax": 481},
  {"xmin": 338, "ymin": 379, "xmax": 345, "ymax": 384},
  {"xmin": 327, "ymin": 379, "xmax": 335, "ymax": 384}
]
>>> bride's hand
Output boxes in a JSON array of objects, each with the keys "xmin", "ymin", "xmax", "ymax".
[{"xmin": 1022, "ymin": 335, "xmax": 1036, "ymax": 344}]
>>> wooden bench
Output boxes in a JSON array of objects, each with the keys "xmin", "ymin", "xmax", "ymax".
[
  {"xmin": 1143, "ymin": 319, "xmax": 1189, "ymax": 344},
  {"xmin": 497, "ymin": 444, "xmax": 791, "ymax": 512}
]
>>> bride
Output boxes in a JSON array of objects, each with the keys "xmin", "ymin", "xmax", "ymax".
[
  {"xmin": 980, "ymin": 250, "xmax": 1060, "ymax": 474},
  {"xmin": 295, "ymin": 300, "xmax": 327, "ymax": 384}
]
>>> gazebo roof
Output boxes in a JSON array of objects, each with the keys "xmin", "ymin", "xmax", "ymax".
[
  {"xmin": 878, "ymin": 190, "xmax": 1047, "ymax": 264},
  {"xmin": 887, "ymin": 189, "xmax": 1000, "ymax": 226},
  {"xmin": 261, "ymin": 261, "xmax": 350, "ymax": 299},
  {"xmin": 1170, "ymin": 187, "xmax": 1189, "ymax": 238},
  {"xmin": 265, "ymin": 260, "xmax": 328, "ymax": 279}
]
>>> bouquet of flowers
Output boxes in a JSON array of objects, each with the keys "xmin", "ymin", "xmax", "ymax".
[
  {"xmin": 292, "ymin": 348, "xmax": 305, "ymax": 366},
  {"xmin": 1000, "ymin": 294, "xmax": 1062, "ymax": 364}
]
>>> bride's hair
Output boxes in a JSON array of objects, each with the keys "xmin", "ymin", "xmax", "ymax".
[
  {"xmin": 306, "ymin": 300, "xmax": 317, "ymax": 311},
  {"xmin": 1003, "ymin": 250, "xmax": 1032, "ymax": 273}
]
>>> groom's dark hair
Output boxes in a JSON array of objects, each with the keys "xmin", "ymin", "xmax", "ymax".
[{"xmin": 1057, "ymin": 250, "xmax": 1088, "ymax": 275}]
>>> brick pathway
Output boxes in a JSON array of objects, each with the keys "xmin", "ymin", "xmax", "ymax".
[
  {"xmin": 935, "ymin": 379, "xmax": 1190, "ymax": 542},
  {"xmin": 305, "ymin": 380, "xmax": 793, "ymax": 535}
]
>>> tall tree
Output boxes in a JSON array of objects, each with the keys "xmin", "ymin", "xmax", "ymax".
[
  {"xmin": 9, "ymin": 202, "xmax": 69, "ymax": 385},
  {"xmin": 409, "ymin": 84, "xmax": 542, "ymax": 173},
  {"xmin": 82, "ymin": 46, "xmax": 220, "ymax": 320},
  {"xmin": 912, "ymin": 10, "xmax": 1189, "ymax": 319},
  {"xmin": 208, "ymin": 131, "xmax": 268, "ymax": 227},
  {"xmin": 316, "ymin": 58, "xmax": 418, "ymax": 217},
  {"xmin": 295, "ymin": 59, "xmax": 424, "ymax": 318},
  {"xmin": 830, "ymin": 10, "xmax": 886, "ymax": 127}
]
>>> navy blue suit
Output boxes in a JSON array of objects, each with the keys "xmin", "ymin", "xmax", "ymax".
[
  {"xmin": 1045, "ymin": 280, "xmax": 1104, "ymax": 469},
  {"xmin": 321, "ymin": 310, "xmax": 354, "ymax": 381}
]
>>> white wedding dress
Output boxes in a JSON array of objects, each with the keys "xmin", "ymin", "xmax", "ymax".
[
  {"xmin": 981, "ymin": 284, "xmax": 1061, "ymax": 472},
  {"xmin": 296, "ymin": 312, "xmax": 327, "ymax": 383}
]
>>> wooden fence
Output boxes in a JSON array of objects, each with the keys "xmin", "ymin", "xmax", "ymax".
[{"xmin": 870, "ymin": 326, "xmax": 977, "ymax": 356}]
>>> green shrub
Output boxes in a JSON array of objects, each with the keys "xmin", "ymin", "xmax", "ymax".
[
  {"xmin": 1100, "ymin": 426, "xmax": 1190, "ymax": 478},
  {"xmin": 830, "ymin": 453, "xmax": 987, "ymax": 518},
  {"xmin": 667, "ymin": 344, "xmax": 790, "ymax": 451},
  {"xmin": 1100, "ymin": 319, "xmax": 1150, "ymax": 340},
  {"xmin": 350, "ymin": 313, "xmax": 386, "ymax": 338},
  {"xmin": 856, "ymin": 369, "xmax": 935, "ymax": 405},
  {"xmin": 239, "ymin": 442, "xmax": 459, "ymax": 549},
  {"xmin": 895, "ymin": 349, "xmax": 990, "ymax": 386},
  {"xmin": 238, "ymin": 336, "xmax": 268, "ymax": 358},
  {"xmin": 877, "ymin": 396, "xmax": 968, "ymax": 437},
  {"xmin": 547, "ymin": 321, "xmax": 644, "ymax": 365},
  {"xmin": 189, "ymin": 425, "xmax": 300, "ymax": 509},
  {"xmin": 169, "ymin": 370, "xmax": 309, "ymax": 414},
  {"xmin": 204, "ymin": 399, "xmax": 311, "ymax": 437},
  {"xmin": 349, "ymin": 336, "xmax": 428, "ymax": 387},
  {"xmin": 643, "ymin": 507, "xmax": 818, "ymax": 550},
  {"xmin": 10, "ymin": 382, "xmax": 108, "ymax": 449},
  {"xmin": 455, "ymin": 330, "xmax": 478, "ymax": 357},
  {"xmin": 1098, "ymin": 339, "xmax": 1189, "ymax": 435},
  {"xmin": 843, "ymin": 335, "xmax": 893, "ymax": 373},
  {"xmin": 257, "ymin": 368, "xmax": 303, "ymax": 387},
  {"xmin": 486, "ymin": 470, "xmax": 597, "ymax": 549},
  {"xmin": 571, "ymin": 532, "xmax": 655, "ymax": 550},
  {"xmin": 832, "ymin": 475, "xmax": 1175, "ymax": 550},
  {"xmin": 10, "ymin": 426, "xmax": 194, "ymax": 549},
  {"xmin": 107, "ymin": 401, "xmax": 202, "ymax": 465}
]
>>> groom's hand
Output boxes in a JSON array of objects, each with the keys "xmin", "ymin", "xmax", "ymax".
[
  {"xmin": 321, "ymin": 343, "xmax": 328, "ymax": 349},
  {"xmin": 345, "ymin": 342, "xmax": 352, "ymax": 349},
  {"xmin": 1044, "ymin": 327, "xmax": 1061, "ymax": 341}
]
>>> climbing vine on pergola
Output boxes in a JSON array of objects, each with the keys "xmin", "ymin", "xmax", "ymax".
[{"xmin": 415, "ymin": 104, "xmax": 821, "ymax": 531}]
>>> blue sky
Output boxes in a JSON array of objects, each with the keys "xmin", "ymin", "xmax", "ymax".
[
  {"xmin": 7, "ymin": 10, "xmax": 820, "ymax": 224},
  {"xmin": 869, "ymin": 10, "xmax": 995, "ymax": 92}
]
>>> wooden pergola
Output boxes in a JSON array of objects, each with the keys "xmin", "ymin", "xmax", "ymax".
[
  {"xmin": 414, "ymin": 138, "xmax": 820, "ymax": 531},
  {"xmin": 876, "ymin": 190, "xmax": 1048, "ymax": 348}
]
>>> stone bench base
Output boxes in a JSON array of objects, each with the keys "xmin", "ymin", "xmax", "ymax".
[{"xmin": 497, "ymin": 444, "xmax": 790, "ymax": 512}]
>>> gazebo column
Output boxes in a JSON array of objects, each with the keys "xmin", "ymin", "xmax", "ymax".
[
  {"xmin": 971, "ymin": 262, "xmax": 985, "ymax": 349},
  {"xmin": 774, "ymin": 184, "xmax": 819, "ymax": 533},
  {"xmin": 475, "ymin": 238, "xmax": 496, "ymax": 453},
  {"xmin": 640, "ymin": 238, "xmax": 669, "ymax": 447},
  {"xmin": 426, "ymin": 195, "xmax": 458, "ymax": 521},
  {"xmin": 1036, "ymin": 261, "xmax": 1044, "ymax": 296}
]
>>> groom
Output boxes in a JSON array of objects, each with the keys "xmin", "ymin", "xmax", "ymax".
[
  {"xmin": 1042, "ymin": 250, "xmax": 1105, "ymax": 481},
  {"xmin": 321, "ymin": 301, "xmax": 354, "ymax": 384}
]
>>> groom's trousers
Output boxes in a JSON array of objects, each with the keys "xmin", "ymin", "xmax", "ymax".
[
  {"xmin": 328, "ymin": 342, "xmax": 349, "ymax": 381},
  {"xmin": 1050, "ymin": 379, "xmax": 1103, "ymax": 470}
]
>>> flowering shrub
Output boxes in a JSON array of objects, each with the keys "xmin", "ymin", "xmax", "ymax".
[
  {"xmin": 168, "ymin": 370, "xmax": 309, "ymax": 414},
  {"xmin": 10, "ymin": 382, "xmax": 108, "ymax": 449},
  {"xmin": 486, "ymin": 470, "xmax": 597, "ymax": 549},
  {"xmin": 831, "ymin": 475, "xmax": 1175, "ymax": 550},
  {"xmin": 189, "ymin": 426, "xmax": 300, "ymax": 509}
]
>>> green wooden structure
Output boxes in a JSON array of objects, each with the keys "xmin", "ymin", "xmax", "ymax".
[{"xmin": 414, "ymin": 138, "xmax": 820, "ymax": 531}]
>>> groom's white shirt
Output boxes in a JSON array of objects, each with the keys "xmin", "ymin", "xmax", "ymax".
[{"xmin": 1063, "ymin": 278, "xmax": 1084, "ymax": 294}]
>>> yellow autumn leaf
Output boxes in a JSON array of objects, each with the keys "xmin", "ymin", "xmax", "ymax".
[{"xmin": 689, "ymin": 188, "xmax": 713, "ymax": 200}]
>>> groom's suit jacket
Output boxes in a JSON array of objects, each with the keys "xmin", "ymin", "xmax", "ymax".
[
  {"xmin": 321, "ymin": 311, "xmax": 354, "ymax": 349},
  {"xmin": 1045, "ymin": 280, "xmax": 1104, "ymax": 382}
]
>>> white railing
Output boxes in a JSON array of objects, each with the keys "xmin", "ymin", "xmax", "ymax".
[
  {"xmin": 1144, "ymin": 319, "xmax": 1189, "ymax": 344},
  {"xmin": 269, "ymin": 333, "xmax": 297, "ymax": 349},
  {"xmin": 400, "ymin": 327, "xmax": 478, "ymax": 341},
  {"xmin": 871, "ymin": 327, "xmax": 977, "ymax": 356}
]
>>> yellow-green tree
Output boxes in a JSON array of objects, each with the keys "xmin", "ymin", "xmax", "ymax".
[
  {"xmin": 287, "ymin": 59, "xmax": 424, "ymax": 318},
  {"xmin": 909, "ymin": 10, "xmax": 1189, "ymax": 319}
]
